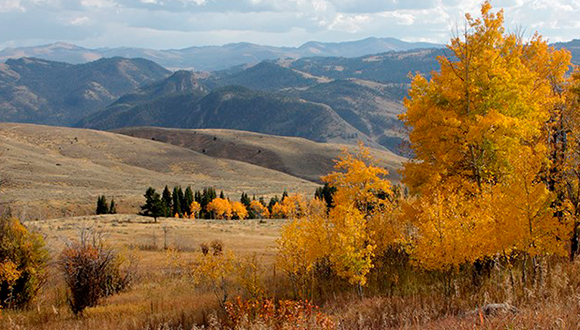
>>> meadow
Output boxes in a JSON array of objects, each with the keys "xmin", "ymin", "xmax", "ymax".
[{"xmin": 2, "ymin": 215, "xmax": 580, "ymax": 330}]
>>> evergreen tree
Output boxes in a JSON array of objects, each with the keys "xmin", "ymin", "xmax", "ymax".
[
  {"xmin": 240, "ymin": 192, "xmax": 254, "ymax": 218},
  {"xmin": 219, "ymin": 190, "xmax": 225, "ymax": 199},
  {"xmin": 200, "ymin": 187, "xmax": 217, "ymax": 219},
  {"xmin": 184, "ymin": 187, "xmax": 194, "ymax": 215},
  {"xmin": 268, "ymin": 195, "xmax": 279, "ymax": 213},
  {"xmin": 240, "ymin": 192, "xmax": 251, "ymax": 207},
  {"xmin": 178, "ymin": 187, "xmax": 186, "ymax": 215},
  {"xmin": 96, "ymin": 195, "xmax": 109, "ymax": 215},
  {"xmin": 161, "ymin": 186, "xmax": 172, "ymax": 217},
  {"xmin": 139, "ymin": 187, "xmax": 164, "ymax": 222},
  {"xmin": 281, "ymin": 190, "xmax": 288, "ymax": 201},
  {"xmin": 314, "ymin": 183, "xmax": 337, "ymax": 210},
  {"xmin": 108, "ymin": 198, "xmax": 117, "ymax": 214},
  {"xmin": 172, "ymin": 186, "xmax": 182, "ymax": 217}
]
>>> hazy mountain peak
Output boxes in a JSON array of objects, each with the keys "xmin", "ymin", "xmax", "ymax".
[{"xmin": 0, "ymin": 37, "xmax": 445, "ymax": 71}]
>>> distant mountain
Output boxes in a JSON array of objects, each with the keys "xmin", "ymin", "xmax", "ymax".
[
  {"xmin": 283, "ymin": 79, "xmax": 407, "ymax": 152},
  {"xmin": 0, "ymin": 37, "xmax": 443, "ymax": 71},
  {"xmin": 285, "ymin": 48, "xmax": 445, "ymax": 84},
  {"xmin": 76, "ymin": 73, "xmax": 372, "ymax": 146},
  {"xmin": 0, "ymin": 57, "xmax": 170, "ymax": 125},
  {"xmin": 205, "ymin": 61, "xmax": 320, "ymax": 91}
]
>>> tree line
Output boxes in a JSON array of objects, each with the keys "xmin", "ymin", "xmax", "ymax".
[{"xmin": 137, "ymin": 185, "xmax": 320, "ymax": 222}]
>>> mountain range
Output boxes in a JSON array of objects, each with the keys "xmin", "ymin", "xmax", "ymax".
[
  {"xmin": 0, "ymin": 37, "xmax": 443, "ymax": 71},
  {"xmin": 0, "ymin": 57, "xmax": 170, "ymax": 125},
  {"xmin": 2, "ymin": 38, "xmax": 579, "ymax": 156}
]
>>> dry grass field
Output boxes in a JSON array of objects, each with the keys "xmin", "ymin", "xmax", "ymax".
[
  {"xmin": 3, "ymin": 215, "xmax": 580, "ymax": 330},
  {"xmin": 1, "ymin": 215, "xmax": 285, "ymax": 330},
  {"xmin": 114, "ymin": 127, "xmax": 405, "ymax": 183},
  {"xmin": 0, "ymin": 123, "xmax": 320, "ymax": 219}
]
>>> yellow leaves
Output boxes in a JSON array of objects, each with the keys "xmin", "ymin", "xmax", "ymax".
[
  {"xmin": 271, "ymin": 194, "xmax": 308, "ymax": 219},
  {"xmin": 231, "ymin": 201, "xmax": 248, "ymax": 220},
  {"xmin": 207, "ymin": 198, "xmax": 233, "ymax": 220},
  {"xmin": 323, "ymin": 141, "xmax": 392, "ymax": 214},
  {"xmin": 189, "ymin": 201, "xmax": 201, "ymax": 219},
  {"xmin": 249, "ymin": 200, "xmax": 269, "ymax": 219},
  {"xmin": 0, "ymin": 260, "xmax": 21, "ymax": 286},
  {"xmin": 277, "ymin": 143, "xmax": 398, "ymax": 287},
  {"xmin": 206, "ymin": 198, "xmax": 248, "ymax": 220},
  {"xmin": 401, "ymin": 2, "xmax": 570, "ymax": 196},
  {"xmin": 490, "ymin": 147, "xmax": 570, "ymax": 257}
]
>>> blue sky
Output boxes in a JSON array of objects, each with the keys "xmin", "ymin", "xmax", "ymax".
[{"xmin": 0, "ymin": 0, "xmax": 578, "ymax": 49}]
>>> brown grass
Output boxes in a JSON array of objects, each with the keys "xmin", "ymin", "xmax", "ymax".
[
  {"xmin": 2, "ymin": 215, "xmax": 580, "ymax": 330},
  {"xmin": 0, "ymin": 123, "xmax": 319, "ymax": 219}
]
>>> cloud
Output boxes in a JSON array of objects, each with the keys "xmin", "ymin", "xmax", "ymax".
[{"xmin": 0, "ymin": 0, "xmax": 578, "ymax": 49}]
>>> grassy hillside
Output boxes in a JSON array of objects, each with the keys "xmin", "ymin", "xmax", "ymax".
[
  {"xmin": 0, "ymin": 123, "xmax": 317, "ymax": 219},
  {"xmin": 114, "ymin": 127, "xmax": 405, "ymax": 183}
]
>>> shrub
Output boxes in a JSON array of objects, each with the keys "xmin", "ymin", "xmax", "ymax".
[
  {"xmin": 59, "ymin": 228, "xmax": 136, "ymax": 315},
  {"xmin": 0, "ymin": 217, "xmax": 48, "ymax": 309},
  {"xmin": 225, "ymin": 297, "xmax": 336, "ymax": 330},
  {"xmin": 210, "ymin": 240, "xmax": 223, "ymax": 256}
]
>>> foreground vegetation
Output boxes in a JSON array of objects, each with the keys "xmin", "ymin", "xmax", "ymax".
[{"xmin": 3, "ymin": 2, "xmax": 580, "ymax": 329}]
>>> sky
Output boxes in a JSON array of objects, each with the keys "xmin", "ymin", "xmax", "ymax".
[{"xmin": 0, "ymin": 0, "xmax": 579, "ymax": 50}]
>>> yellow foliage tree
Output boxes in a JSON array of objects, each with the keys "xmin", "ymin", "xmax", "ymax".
[
  {"xmin": 400, "ymin": 2, "xmax": 572, "ymax": 270},
  {"xmin": 401, "ymin": 2, "xmax": 570, "ymax": 195},
  {"xmin": 207, "ymin": 198, "xmax": 233, "ymax": 219},
  {"xmin": 190, "ymin": 201, "xmax": 201, "ymax": 219},
  {"xmin": 278, "ymin": 144, "xmax": 398, "ymax": 288},
  {"xmin": 231, "ymin": 201, "xmax": 248, "ymax": 220},
  {"xmin": 249, "ymin": 200, "xmax": 270, "ymax": 219}
]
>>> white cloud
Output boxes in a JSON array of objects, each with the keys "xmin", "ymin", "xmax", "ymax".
[
  {"xmin": 0, "ymin": 0, "xmax": 25, "ymax": 12},
  {"xmin": 0, "ymin": 0, "xmax": 578, "ymax": 50}
]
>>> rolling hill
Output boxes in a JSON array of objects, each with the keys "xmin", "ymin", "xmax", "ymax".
[
  {"xmin": 113, "ymin": 127, "xmax": 405, "ymax": 183},
  {"xmin": 0, "ymin": 123, "xmax": 320, "ymax": 219}
]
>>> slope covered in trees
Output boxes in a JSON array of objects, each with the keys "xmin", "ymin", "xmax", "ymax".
[
  {"xmin": 77, "ymin": 83, "xmax": 373, "ymax": 146},
  {"xmin": 0, "ymin": 57, "xmax": 170, "ymax": 125}
]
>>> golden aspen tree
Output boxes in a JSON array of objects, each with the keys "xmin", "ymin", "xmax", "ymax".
[
  {"xmin": 231, "ymin": 201, "xmax": 248, "ymax": 220},
  {"xmin": 490, "ymin": 147, "xmax": 569, "ymax": 258},
  {"xmin": 400, "ymin": 1, "xmax": 572, "ymax": 270},
  {"xmin": 207, "ymin": 198, "xmax": 233, "ymax": 219},
  {"xmin": 271, "ymin": 202, "xmax": 287, "ymax": 219},
  {"xmin": 249, "ymin": 200, "xmax": 270, "ymax": 219},
  {"xmin": 561, "ymin": 69, "xmax": 580, "ymax": 260},
  {"xmin": 190, "ymin": 201, "xmax": 201, "ymax": 219},
  {"xmin": 278, "ymin": 144, "xmax": 397, "ymax": 288}
]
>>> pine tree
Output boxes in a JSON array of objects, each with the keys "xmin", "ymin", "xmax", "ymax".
[
  {"xmin": 161, "ymin": 186, "xmax": 172, "ymax": 217},
  {"xmin": 184, "ymin": 187, "xmax": 194, "ymax": 215},
  {"xmin": 172, "ymin": 186, "xmax": 182, "ymax": 217},
  {"xmin": 178, "ymin": 187, "xmax": 186, "ymax": 215},
  {"xmin": 314, "ymin": 183, "xmax": 336, "ymax": 210},
  {"xmin": 108, "ymin": 198, "xmax": 117, "ymax": 214},
  {"xmin": 219, "ymin": 190, "xmax": 225, "ymax": 199},
  {"xmin": 268, "ymin": 196, "xmax": 279, "ymax": 214},
  {"xmin": 281, "ymin": 190, "xmax": 288, "ymax": 202},
  {"xmin": 240, "ymin": 192, "xmax": 253, "ymax": 218},
  {"xmin": 139, "ymin": 187, "xmax": 164, "ymax": 222},
  {"xmin": 96, "ymin": 195, "xmax": 109, "ymax": 215},
  {"xmin": 240, "ymin": 192, "xmax": 251, "ymax": 207}
]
